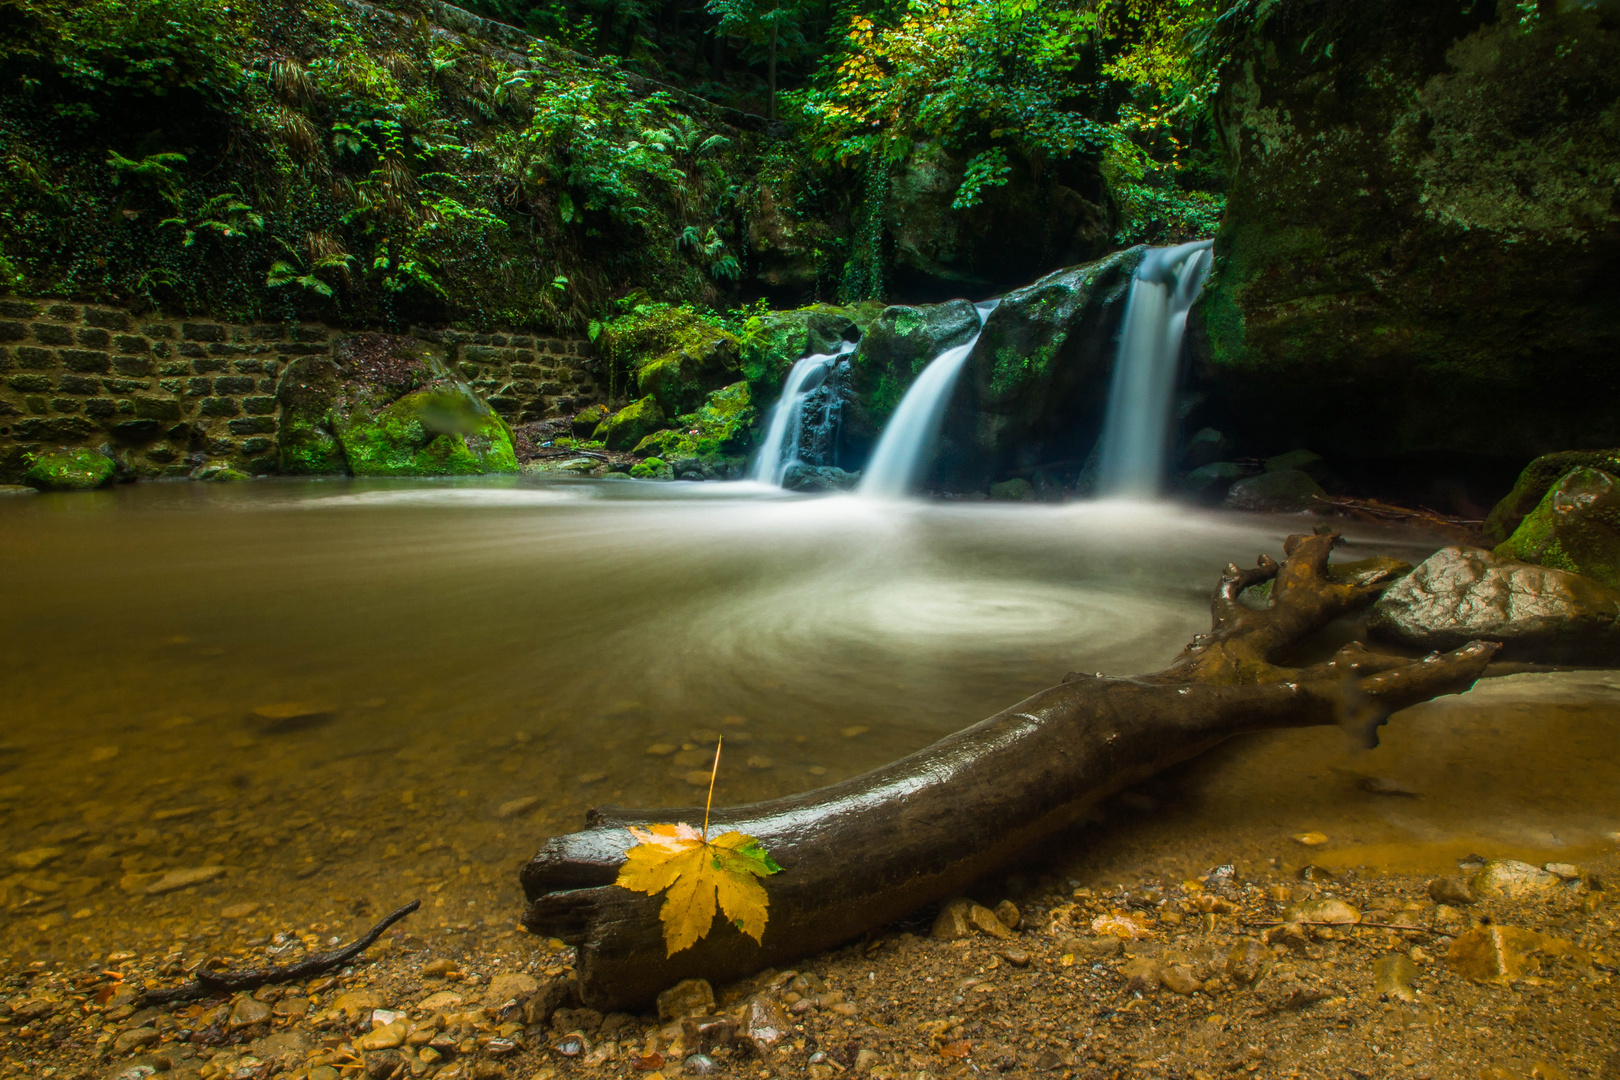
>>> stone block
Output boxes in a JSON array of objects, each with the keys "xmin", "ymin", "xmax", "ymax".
[
  {"xmin": 112, "ymin": 419, "xmax": 161, "ymax": 442},
  {"xmin": 134, "ymin": 396, "xmax": 182, "ymax": 421},
  {"xmin": 33, "ymin": 323, "xmax": 72, "ymax": 345},
  {"xmin": 186, "ymin": 377, "xmax": 212, "ymax": 395},
  {"xmin": 144, "ymin": 446, "xmax": 178, "ymax": 463},
  {"xmin": 207, "ymin": 437, "xmax": 236, "ymax": 455},
  {"xmin": 179, "ymin": 342, "xmax": 207, "ymax": 357},
  {"xmin": 114, "ymin": 335, "xmax": 150, "ymax": 353},
  {"xmin": 60, "ymin": 350, "xmax": 109, "ymax": 373},
  {"xmin": 241, "ymin": 436, "xmax": 273, "ymax": 453},
  {"xmin": 291, "ymin": 326, "xmax": 327, "ymax": 342},
  {"xmin": 206, "ymin": 342, "xmax": 247, "ymax": 355},
  {"xmin": 0, "ymin": 347, "xmax": 8, "ymax": 373},
  {"xmin": 76, "ymin": 327, "xmax": 111, "ymax": 348},
  {"xmin": 49, "ymin": 397, "xmax": 80, "ymax": 413},
  {"xmin": 158, "ymin": 361, "xmax": 189, "ymax": 376},
  {"xmin": 257, "ymin": 377, "xmax": 276, "ymax": 392},
  {"xmin": 45, "ymin": 304, "xmax": 78, "ymax": 321},
  {"xmin": 280, "ymin": 342, "xmax": 329, "ymax": 355},
  {"xmin": 24, "ymin": 395, "xmax": 47, "ymax": 414},
  {"xmin": 26, "ymin": 415, "xmax": 96, "ymax": 439},
  {"xmin": 158, "ymin": 379, "xmax": 184, "ymax": 393},
  {"xmin": 463, "ymin": 345, "xmax": 504, "ymax": 364},
  {"xmin": 0, "ymin": 321, "xmax": 26, "ymax": 342},
  {"xmin": 58, "ymin": 375, "xmax": 101, "ymax": 394},
  {"xmin": 490, "ymin": 334, "xmax": 508, "ymax": 346},
  {"xmin": 9, "ymin": 374, "xmax": 50, "ymax": 392},
  {"xmin": 182, "ymin": 322, "xmax": 225, "ymax": 342},
  {"xmin": 192, "ymin": 357, "xmax": 226, "ymax": 373},
  {"xmin": 228, "ymin": 416, "xmax": 275, "ymax": 435},
  {"xmin": 242, "ymin": 396, "xmax": 277, "ymax": 416},
  {"xmin": 250, "ymin": 325, "xmax": 286, "ymax": 341},
  {"xmin": 233, "ymin": 358, "xmax": 263, "ymax": 373},
  {"xmin": 510, "ymin": 336, "xmax": 534, "ymax": 348},
  {"xmin": 85, "ymin": 399, "xmax": 115, "ymax": 418},
  {"xmin": 15, "ymin": 346, "xmax": 53, "ymax": 369},
  {"xmin": 113, "ymin": 357, "xmax": 154, "ymax": 377},
  {"xmin": 141, "ymin": 323, "xmax": 177, "ymax": 339},
  {"xmin": 213, "ymin": 375, "xmax": 255, "ymax": 394},
  {"xmin": 83, "ymin": 308, "xmax": 130, "ymax": 330},
  {"xmin": 488, "ymin": 396, "xmax": 520, "ymax": 416},
  {"xmin": 199, "ymin": 397, "xmax": 240, "ymax": 417},
  {"xmin": 0, "ymin": 301, "xmax": 39, "ymax": 319}
]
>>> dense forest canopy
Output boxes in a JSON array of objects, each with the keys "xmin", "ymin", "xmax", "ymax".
[{"xmin": 0, "ymin": 0, "xmax": 1232, "ymax": 327}]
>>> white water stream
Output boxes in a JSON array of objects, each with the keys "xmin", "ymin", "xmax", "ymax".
[
  {"xmin": 1096, "ymin": 241, "xmax": 1214, "ymax": 497},
  {"xmin": 749, "ymin": 341, "xmax": 856, "ymax": 485},
  {"xmin": 856, "ymin": 300, "xmax": 1000, "ymax": 499}
]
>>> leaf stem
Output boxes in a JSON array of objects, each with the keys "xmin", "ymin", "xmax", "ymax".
[{"xmin": 703, "ymin": 736, "xmax": 723, "ymax": 842}]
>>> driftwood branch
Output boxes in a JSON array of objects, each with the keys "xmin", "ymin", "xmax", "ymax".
[
  {"xmin": 139, "ymin": 900, "xmax": 421, "ymax": 1006},
  {"xmin": 521, "ymin": 533, "xmax": 1496, "ymax": 1010}
]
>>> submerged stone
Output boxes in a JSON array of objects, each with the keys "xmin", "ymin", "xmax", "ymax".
[
  {"xmin": 1495, "ymin": 467, "xmax": 1620, "ymax": 590},
  {"xmin": 1223, "ymin": 469, "xmax": 1326, "ymax": 512},
  {"xmin": 1369, "ymin": 545, "xmax": 1620, "ymax": 662},
  {"xmin": 24, "ymin": 446, "xmax": 113, "ymax": 491},
  {"xmin": 781, "ymin": 464, "xmax": 858, "ymax": 492}
]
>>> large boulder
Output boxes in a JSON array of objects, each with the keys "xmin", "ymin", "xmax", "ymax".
[
  {"xmin": 1483, "ymin": 449, "xmax": 1620, "ymax": 543},
  {"xmin": 632, "ymin": 381, "xmax": 755, "ymax": 468},
  {"xmin": 882, "ymin": 142, "xmax": 1115, "ymax": 302},
  {"xmin": 738, "ymin": 303, "xmax": 876, "ymax": 410},
  {"xmin": 1369, "ymin": 546, "xmax": 1620, "ymax": 663},
  {"xmin": 1494, "ymin": 467, "xmax": 1620, "ymax": 590},
  {"xmin": 1223, "ymin": 469, "xmax": 1327, "ymax": 513},
  {"xmin": 933, "ymin": 248, "xmax": 1142, "ymax": 490},
  {"xmin": 24, "ymin": 446, "xmax": 114, "ymax": 491},
  {"xmin": 1190, "ymin": 3, "xmax": 1620, "ymax": 496},
  {"xmin": 596, "ymin": 304, "xmax": 742, "ymax": 417},
  {"xmin": 274, "ymin": 334, "xmax": 518, "ymax": 476},
  {"xmin": 594, "ymin": 395, "xmax": 667, "ymax": 451}
]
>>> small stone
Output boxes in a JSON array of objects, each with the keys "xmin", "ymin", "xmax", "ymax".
[
  {"xmin": 550, "ymin": 1034, "xmax": 587, "ymax": 1057},
  {"xmin": 1226, "ymin": 940, "xmax": 1270, "ymax": 986},
  {"xmin": 968, "ymin": 903, "xmax": 1015, "ymax": 940},
  {"xmin": 1292, "ymin": 832, "xmax": 1328, "ymax": 847},
  {"xmin": 855, "ymin": 1049, "xmax": 880, "ymax": 1070},
  {"xmin": 1373, "ymin": 952, "xmax": 1420, "ymax": 1003},
  {"xmin": 365, "ymin": 1049, "xmax": 404, "ymax": 1079},
  {"xmin": 486, "ymin": 973, "xmax": 539, "ymax": 1003},
  {"xmin": 683, "ymin": 770, "xmax": 713, "ymax": 786},
  {"xmin": 745, "ymin": 755, "xmax": 774, "ymax": 769},
  {"xmin": 840, "ymin": 726, "xmax": 869, "ymax": 738},
  {"xmin": 931, "ymin": 898, "xmax": 973, "ymax": 941},
  {"xmin": 1447, "ymin": 925, "xmax": 1579, "ymax": 983},
  {"xmin": 1161, "ymin": 964, "xmax": 1200, "ymax": 995},
  {"xmin": 227, "ymin": 994, "xmax": 272, "ymax": 1028},
  {"xmin": 739, "ymin": 996, "xmax": 792, "ymax": 1053},
  {"xmin": 220, "ymin": 902, "xmax": 259, "ymax": 919},
  {"xmin": 993, "ymin": 899, "xmax": 1022, "ymax": 930},
  {"xmin": 1283, "ymin": 897, "xmax": 1360, "ymax": 925},
  {"xmin": 486, "ymin": 1038, "xmax": 519, "ymax": 1056},
  {"xmin": 496, "ymin": 797, "xmax": 540, "ymax": 819},
  {"xmin": 112, "ymin": 1027, "xmax": 160, "ymax": 1054},
  {"xmin": 1542, "ymin": 862, "xmax": 1582, "ymax": 881},
  {"xmin": 996, "ymin": 947, "xmax": 1030, "ymax": 968},
  {"xmin": 1262, "ymin": 923, "xmax": 1311, "ymax": 952},
  {"xmin": 1427, "ymin": 876, "xmax": 1475, "ymax": 906},
  {"xmin": 145, "ymin": 865, "xmax": 226, "ymax": 894},
  {"xmin": 1120, "ymin": 957, "xmax": 1162, "ymax": 993},
  {"xmin": 90, "ymin": 746, "xmax": 120, "ymax": 762},
  {"xmin": 656, "ymin": 978, "xmax": 714, "ymax": 1021},
  {"xmin": 645, "ymin": 744, "xmax": 678, "ymax": 756},
  {"xmin": 1472, "ymin": 859, "xmax": 1560, "ymax": 900},
  {"xmin": 332, "ymin": 989, "xmax": 382, "ymax": 1022},
  {"xmin": 271, "ymin": 996, "xmax": 309, "ymax": 1018},
  {"xmin": 11, "ymin": 847, "xmax": 64, "ymax": 871},
  {"xmin": 418, "ymin": 991, "xmax": 464, "ymax": 1011},
  {"xmin": 1089, "ymin": 912, "xmax": 1154, "ymax": 939},
  {"xmin": 421, "ymin": 958, "xmax": 458, "ymax": 977},
  {"xmin": 684, "ymin": 1054, "xmax": 718, "ymax": 1075},
  {"xmin": 370, "ymin": 1008, "xmax": 405, "ymax": 1028}
]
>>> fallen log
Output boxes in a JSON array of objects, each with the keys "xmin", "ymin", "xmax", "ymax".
[{"xmin": 521, "ymin": 532, "xmax": 1498, "ymax": 1010}]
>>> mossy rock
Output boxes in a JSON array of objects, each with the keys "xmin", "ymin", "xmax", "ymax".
[
  {"xmin": 1495, "ymin": 467, "xmax": 1620, "ymax": 590},
  {"xmin": 989, "ymin": 478, "xmax": 1035, "ymax": 501},
  {"xmin": 24, "ymin": 446, "xmax": 114, "ymax": 491},
  {"xmin": 275, "ymin": 358, "xmax": 347, "ymax": 475},
  {"xmin": 1484, "ymin": 449, "xmax": 1620, "ymax": 543},
  {"xmin": 629, "ymin": 457, "xmax": 672, "ymax": 480},
  {"xmin": 739, "ymin": 304, "xmax": 875, "ymax": 401},
  {"xmin": 1224, "ymin": 469, "xmax": 1327, "ymax": 513},
  {"xmin": 336, "ymin": 388, "xmax": 518, "ymax": 476},
  {"xmin": 571, "ymin": 404, "xmax": 609, "ymax": 437},
  {"xmin": 1180, "ymin": 461, "xmax": 1260, "ymax": 504},
  {"xmin": 595, "ymin": 395, "xmax": 668, "ymax": 451},
  {"xmin": 632, "ymin": 381, "xmax": 754, "ymax": 462},
  {"xmin": 598, "ymin": 304, "xmax": 743, "ymax": 416}
]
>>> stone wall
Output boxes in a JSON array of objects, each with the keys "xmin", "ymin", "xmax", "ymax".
[{"xmin": 0, "ymin": 297, "xmax": 601, "ymax": 483}]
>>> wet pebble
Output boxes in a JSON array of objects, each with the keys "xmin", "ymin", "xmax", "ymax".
[
  {"xmin": 227, "ymin": 995, "xmax": 272, "ymax": 1028},
  {"xmin": 1472, "ymin": 859, "xmax": 1560, "ymax": 900},
  {"xmin": 1427, "ymin": 875, "xmax": 1475, "ymax": 905},
  {"xmin": 1373, "ymin": 951, "xmax": 1420, "ymax": 1002},
  {"xmin": 146, "ymin": 866, "xmax": 226, "ymax": 894},
  {"xmin": 495, "ymin": 797, "xmax": 539, "ymax": 819}
]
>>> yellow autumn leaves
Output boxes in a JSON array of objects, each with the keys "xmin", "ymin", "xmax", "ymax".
[{"xmin": 615, "ymin": 822, "xmax": 783, "ymax": 956}]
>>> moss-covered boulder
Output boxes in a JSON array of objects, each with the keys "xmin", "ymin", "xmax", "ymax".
[
  {"xmin": 24, "ymin": 446, "xmax": 114, "ymax": 491},
  {"xmin": 1224, "ymin": 470, "xmax": 1327, "ymax": 513},
  {"xmin": 1483, "ymin": 449, "xmax": 1620, "ymax": 543},
  {"xmin": 1495, "ymin": 467, "xmax": 1620, "ymax": 590},
  {"xmin": 597, "ymin": 304, "xmax": 743, "ymax": 417},
  {"xmin": 336, "ymin": 388, "xmax": 517, "ymax": 476},
  {"xmin": 629, "ymin": 457, "xmax": 671, "ymax": 480},
  {"xmin": 1190, "ymin": 3, "xmax": 1620, "ymax": 486},
  {"xmin": 275, "ymin": 334, "xmax": 517, "ymax": 476},
  {"xmin": 595, "ymin": 395, "xmax": 667, "ymax": 451},
  {"xmin": 839, "ymin": 300, "xmax": 982, "ymax": 467},
  {"xmin": 631, "ymin": 382, "xmax": 754, "ymax": 465},
  {"xmin": 738, "ymin": 304, "xmax": 877, "ymax": 408}
]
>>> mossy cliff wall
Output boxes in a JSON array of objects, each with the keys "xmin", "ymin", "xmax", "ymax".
[
  {"xmin": 1190, "ymin": 0, "xmax": 1620, "ymax": 473},
  {"xmin": 0, "ymin": 297, "xmax": 598, "ymax": 482}
]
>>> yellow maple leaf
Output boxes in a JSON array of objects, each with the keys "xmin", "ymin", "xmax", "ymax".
[{"xmin": 612, "ymin": 737, "xmax": 783, "ymax": 956}]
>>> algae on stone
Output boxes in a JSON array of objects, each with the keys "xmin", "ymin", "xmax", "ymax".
[
  {"xmin": 594, "ymin": 395, "xmax": 668, "ymax": 451},
  {"xmin": 336, "ymin": 388, "xmax": 518, "ymax": 477},
  {"xmin": 596, "ymin": 304, "xmax": 743, "ymax": 417},
  {"xmin": 631, "ymin": 381, "xmax": 754, "ymax": 465},
  {"xmin": 1484, "ymin": 449, "xmax": 1620, "ymax": 543},
  {"xmin": 1495, "ymin": 467, "xmax": 1620, "ymax": 591},
  {"xmin": 23, "ymin": 446, "xmax": 114, "ymax": 491}
]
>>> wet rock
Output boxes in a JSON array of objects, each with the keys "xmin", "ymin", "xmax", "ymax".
[
  {"xmin": 332, "ymin": 989, "xmax": 382, "ymax": 1023},
  {"xmin": 1369, "ymin": 546, "xmax": 1620, "ymax": 662},
  {"xmin": 221, "ymin": 902, "xmax": 259, "ymax": 919},
  {"xmin": 1161, "ymin": 964, "xmax": 1200, "ymax": 995},
  {"xmin": 1057, "ymin": 935, "xmax": 1123, "ymax": 959},
  {"xmin": 357, "ymin": 1020, "xmax": 408, "ymax": 1050},
  {"xmin": 656, "ymin": 978, "xmax": 714, "ymax": 1021},
  {"xmin": 364, "ymin": 1048, "xmax": 404, "ymax": 1078},
  {"xmin": 1181, "ymin": 428, "xmax": 1233, "ymax": 470},
  {"xmin": 1472, "ymin": 859, "xmax": 1561, "ymax": 900},
  {"xmin": 1180, "ymin": 461, "xmax": 1260, "ymax": 503},
  {"xmin": 1264, "ymin": 449, "xmax": 1328, "ymax": 480},
  {"xmin": 1223, "ymin": 469, "xmax": 1327, "ymax": 513},
  {"xmin": 594, "ymin": 395, "xmax": 668, "ymax": 451},
  {"xmin": 485, "ymin": 972, "xmax": 539, "ymax": 1004},
  {"xmin": 1427, "ymin": 876, "xmax": 1475, "ymax": 906},
  {"xmin": 988, "ymin": 478, "xmax": 1034, "ymax": 501},
  {"xmin": 1284, "ymin": 898, "xmax": 1360, "ymax": 925},
  {"xmin": 251, "ymin": 1030, "xmax": 314, "ymax": 1064},
  {"xmin": 996, "ymin": 947, "xmax": 1030, "ymax": 968},
  {"xmin": 1543, "ymin": 862, "xmax": 1583, "ymax": 881},
  {"xmin": 931, "ymin": 898, "xmax": 973, "ymax": 941},
  {"xmin": 1373, "ymin": 952, "xmax": 1420, "ymax": 1003},
  {"xmin": 145, "ymin": 865, "xmax": 225, "ymax": 894},
  {"xmin": 250, "ymin": 699, "xmax": 335, "ymax": 732},
  {"xmin": 1120, "ymin": 958, "xmax": 1162, "ymax": 993},
  {"xmin": 495, "ymin": 797, "xmax": 539, "ymax": 819},
  {"xmin": 11, "ymin": 847, "xmax": 64, "ymax": 871},
  {"xmin": 992, "ymin": 899, "xmax": 1022, "ymax": 930},
  {"xmin": 739, "ymin": 995, "xmax": 792, "ymax": 1053},
  {"xmin": 1447, "ymin": 925, "xmax": 1582, "ymax": 983},
  {"xmin": 521, "ymin": 976, "xmax": 581, "ymax": 1027},
  {"xmin": 1225, "ymin": 941, "xmax": 1270, "ymax": 986},
  {"xmin": 227, "ymin": 994, "xmax": 272, "ymax": 1028},
  {"xmin": 24, "ymin": 446, "xmax": 115, "ymax": 491},
  {"xmin": 1292, "ymin": 832, "xmax": 1328, "ymax": 847},
  {"xmin": 1262, "ymin": 923, "xmax": 1311, "ymax": 952},
  {"xmin": 781, "ymin": 464, "xmax": 858, "ymax": 492},
  {"xmin": 968, "ymin": 902, "xmax": 1016, "ymax": 940},
  {"xmin": 552, "ymin": 1007, "xmax": 603, "ymax": 1034},
  {"xmin": 0, "ymin": 484, "xmax": 37, "ymax": 497},
  {"xmin": 1485, "ymin": 449, "xmax": 1620, "ymax": 543},
  {"xmin": 112, "ymin": 1027, "xmax": 160, "ymax": 1054},
  {"xmin": 1496, "ymin": 466, "xmax": 1620, "ymax": 590},
  {"xmin": 421, "ymin": 958, "xmax": 457, "ymax": 978}
]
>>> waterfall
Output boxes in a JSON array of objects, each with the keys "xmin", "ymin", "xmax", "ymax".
[
  {"xmin": 1095, "ymin": 241, "xmax": 1214, "ymax": 498},
  {"xmin": 750, "ymin": 341, "xmax": 856, "ymax": 485},
  {"xmin": 857, "ymin": 300, "xmax": 1000, "ymax": 499}
]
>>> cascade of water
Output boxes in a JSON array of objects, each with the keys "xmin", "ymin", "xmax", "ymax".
[
  {"xmin": 1095, "ymin": 240, "xmax": 1214, "ymax": 498},
  {"xmin": 857, "ymin": 300, "xmax": 1000, "ymax": 499},
  {"xmin": 750, "ymin": 341, "xmax": 856, "ymax": 485}
]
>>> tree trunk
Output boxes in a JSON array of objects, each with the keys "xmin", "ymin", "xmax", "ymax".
[{"xmin": 521, "ymin": 533, "xmax": 1497, "ymax": 1011}]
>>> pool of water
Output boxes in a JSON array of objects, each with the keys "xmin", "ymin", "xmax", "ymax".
[{"xmin": 1, "ymin": 478, "xmax": 1615, "ymax": 962}]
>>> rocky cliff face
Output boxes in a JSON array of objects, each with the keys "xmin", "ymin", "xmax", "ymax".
[{"xmin": 1190, "ymin": 0, "xmax": 1620, "ymax": 482}]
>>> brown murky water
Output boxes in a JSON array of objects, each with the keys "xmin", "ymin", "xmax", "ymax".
[{"xmin": 1, "ymin": 479, "xmax": 1616, "ymax": 964}]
